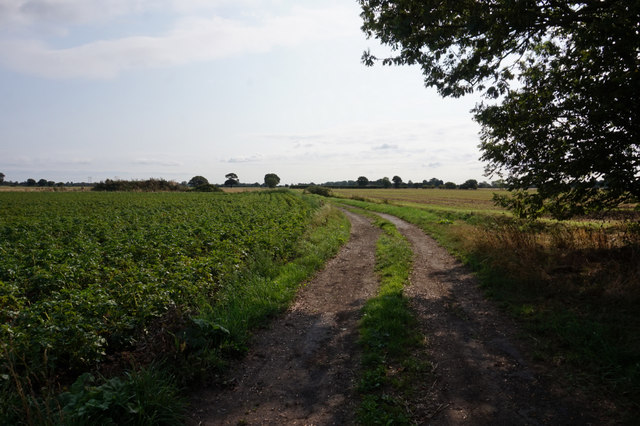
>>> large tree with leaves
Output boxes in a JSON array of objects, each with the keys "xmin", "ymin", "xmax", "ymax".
[
  {"xmin": 188, "ymin": 175, "xmax": 209, "ymax": 187},
  {"xmin": 360, "ymin": 0, "xmax": 639, "ymax": 218},
  {"xmin": 225, "ymin": 173, "xmax": 239, "ymax": 187},
  {"xmin": 357, "ymin": 176, "xmax": 369, "ymax": 187},
  {"xmin": 264, "ymin": 173, "xmax": 281, "ymax": 188}
]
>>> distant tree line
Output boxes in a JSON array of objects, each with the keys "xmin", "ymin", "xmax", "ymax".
[
  {"xmin": 0, "ymin": 174, "xmax": 89, "ymax": 188},
  {"xmin": 93, "ymin": 179, "xmax": 183, "ymax": 192},
  {"xmin": 0, "ymin": 171, "xmax": 286, "ymax": 192},
  {"xmin": 1, "ymin": 171, "xmax": 507, "ymax": 192},
  {"xmin": 302, "ymin": 176, "xmax": 507, "ymax": 190}
]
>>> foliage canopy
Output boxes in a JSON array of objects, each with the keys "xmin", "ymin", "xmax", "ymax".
[
  {"xmin": 359, "ymin": 0, "xmax": 640, "ymax": 218},
  {"xmin": 188, "ymin": 175, "xmax": 209, "ymax": 187},
  {"xmin": 225, "ymin": 173, "xmax": 239, "ymax": 187},
  {"xmin": 264, "ymin": 173, "xmax": 281, "ymax": 188}
]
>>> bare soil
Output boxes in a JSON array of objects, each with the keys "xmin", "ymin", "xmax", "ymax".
[{"xmin": 190, "ymin": 210, "xmax": 598, "ymax": 425}]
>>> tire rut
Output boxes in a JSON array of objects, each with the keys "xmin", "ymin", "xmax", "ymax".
[
  {"xmin": 190, "ymin": 210, "xmax": 596, "ymax": 425},
  {"xmin": 376, "ymin": 212, "xmax": 595, "ymax": 425}
]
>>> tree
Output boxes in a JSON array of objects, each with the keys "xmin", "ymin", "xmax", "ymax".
[
  {"xmin": 460, "ymin": 179, "xmax": 479, "ymax": 190},
  {"xmin": 26, "ymin": 178, "xmax": 36, "ymax": 186},
  {"xmin": 357, "ymin": 176, "xmax": 369, "ymax": 187},
  {"xmin": 427, "ymin": 178, "xmax": 443, "ymax": 188},
  {"xmin": 264, "ymin": 173, "xmax": 280, "ymax": 188},
  {"xmin": 392, "ymin": 175, "xmax": 402, "ymax": 188},
  {"xmin": 443, "ymin": 182, "xmax": 457, "ymax": 190},
  {"xmin": 491, "ymin": 179, "xmax": 507, "ymax": 189},
  {"xmin": 188, "ymin": 176, "xmax": 209, "ymax": 187},
  {"xmin": 224, "ymin": 173, "xmax": 239, "ymax": 187},
  {"xmin": 359, "ymin": 0, "xmax": 640, "ymax": 219},
  {"xmin": 37, "ymin": 178, "xmax": 48, "ymax": 187},
  {"xmin": 381, "ymin": 177, "xmax": 392, "ymax": 188},
  {"xmin": 0, "ymin": 172, "xmax": 4, "ymax": 184}
]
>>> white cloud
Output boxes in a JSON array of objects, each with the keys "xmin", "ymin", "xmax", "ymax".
[
  {"xmin": 133, "ymin": 158, "xmax": 182, "ymax": 166},
  {"xmin": 0, "ymin": 0, "xmax": 237, "ymax": 28},
  {"xmin": 0, "ymin": 155, "xmax": 93, "ymax": 167},
  {"xmin": 373, "ymin": 143, "xmax": 398, "ymax": 150},
  {"xmin": 423, "ymin": 162, "xmax": 442, "ymax": 168},
  {"xmin": 225, "ymin": 155, "xmax": 263, "ymax": 163},
  {"xmin": 237, "ymin": 119, "xmax": 482, "ymax": 180},
  {"xmin": 0, "ymin": 5, "xmax": 359, "ymax": 78},
  {"xmin": 0, "ymin": 0, "xmax": 145, "ymax": 28}
]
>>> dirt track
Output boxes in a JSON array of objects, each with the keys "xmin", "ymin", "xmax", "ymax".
[
  {"xmin": 189, "ymin": 211, "xmax": 380, "ymax": 425},
  {"xmin": 190, "ymin": 210, "xmax": 595, "ymax": 425}
]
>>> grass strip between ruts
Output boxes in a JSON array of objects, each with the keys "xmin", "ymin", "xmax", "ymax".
[
  {"xmin": 352, "ymin": 209, "xmax": 431, "ymax": 425},
  {"xmin": 338, "ymin": 198, "xmax": 640, "ymax": 422}
]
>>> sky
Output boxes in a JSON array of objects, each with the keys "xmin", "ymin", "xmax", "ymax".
[{"xmin": 0, "ymin": 0, "xmax": 488, "ymax": 186}]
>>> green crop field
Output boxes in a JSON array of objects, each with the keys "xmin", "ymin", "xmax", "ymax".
[{"xmin": 0, "ymin": 190, "xmax": 346, "ymax": 423}]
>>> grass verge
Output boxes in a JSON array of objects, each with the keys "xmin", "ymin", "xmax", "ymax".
[
  {"xmin": 338, "ymin": 198, "xmax": 640, "ymax": 421},
  {"xmin": 353, "ymin": 210, "xmax": 431, "ymax": 424},
  {"xmin": 184, "ymin": 202, "xmax": 351, "ymax": 380}
]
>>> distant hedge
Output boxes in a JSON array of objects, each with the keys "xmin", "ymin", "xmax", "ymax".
[
  {"xmin": 92, "ymin": 179, "xmax": 184, "ymax": 192},
  {"xmin": 192, "ymin": 184, "xmax": 222, "ymax": 192},
  {"xmin": 304, "ymin": 185, "xmax": 332, "ymax": 197}
]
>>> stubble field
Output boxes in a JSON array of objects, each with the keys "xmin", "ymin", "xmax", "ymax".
[{"xmin": 332, "ymin": 187, "xmax": 505, "ymax": 213}]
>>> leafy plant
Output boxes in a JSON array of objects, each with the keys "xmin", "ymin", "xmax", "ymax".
[
  {"xmin": 0, "ymin": 190, "xmax": 320, "ymax": 418},
  {"xmin": 59, "ymin": 367, "xmax": 184, "ymax": 425}
]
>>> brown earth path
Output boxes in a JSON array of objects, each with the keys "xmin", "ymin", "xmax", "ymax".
[
  {"xmin": 376, "ymin": 212, "xmax": 595, "ymax": 425},
  {"xmin": 189, "ymin": 210, "xmax": 381, "ymax": 425},
  {"xmin": 189, "ymin": 210, "xmax": 596, "ymax": 425}
]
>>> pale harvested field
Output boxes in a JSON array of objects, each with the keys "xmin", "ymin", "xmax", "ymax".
[
  {"xmin": 332, "ymin": 188, "xmax": 506, "ymax": 212},
  {"xmin": 219, "ymin": 186, "xmax": 267, "ymax": 193},
  {"xmin": 0, "ymin": 186, "xmax": 90, "ymax": 192}
]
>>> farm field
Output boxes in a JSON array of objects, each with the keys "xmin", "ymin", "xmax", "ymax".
[
  {"xmin": 2, "ymin": 187, "xmax": 638, "ymax": 423},
  {"xmin": 332, "ymin": 187, "xmax": 506, "ymax": 213},
  {"xmin": 0, "ymin": 190, "xmax": 348, "ymax": 423},
  {"xmin": 0, "ymin": 186, "xmax": 90, "ymax": 192}
]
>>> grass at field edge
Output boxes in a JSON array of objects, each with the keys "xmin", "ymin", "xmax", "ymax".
[
  {"xmin": 345, "ymin": 208, "xmax": 431, "ymax": 425},
  {"xmin": 335, "ymin": 198, "xmax": 640, "ymax": 422}
]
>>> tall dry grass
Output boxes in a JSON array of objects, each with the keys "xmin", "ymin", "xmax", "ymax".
[
  {"xmin": 457, "ymin": 218, "xmax": 640, "ymax": 415},
  {"xmin": 463, "ymin": 220, "xmax": 640, "ymax": 301}
]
